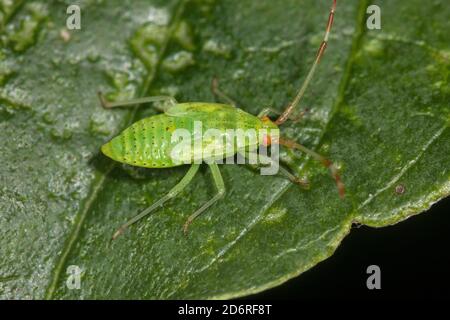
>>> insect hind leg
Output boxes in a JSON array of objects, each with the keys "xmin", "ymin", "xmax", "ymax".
[
  {"xmin": 112, "ymin": 164, "xmax": 200, "ymax": 240},
  {"xmin": 98, "ymin": 92, "xmax": 177, "ymax": 112}
]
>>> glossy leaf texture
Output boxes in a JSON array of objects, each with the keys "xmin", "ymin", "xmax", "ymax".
[{"xmin": 0, "ymin": 0, "xmax": 448, "ymax": 299}]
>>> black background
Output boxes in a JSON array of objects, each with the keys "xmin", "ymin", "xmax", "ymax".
[{"xmin": 249, "ymin": 196, "xmax": 450, "ymax": 300}]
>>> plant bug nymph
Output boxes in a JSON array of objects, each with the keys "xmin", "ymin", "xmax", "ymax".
[{"xmin": 99, "ymin": 0, "xmax": 343, "ymax": 239}]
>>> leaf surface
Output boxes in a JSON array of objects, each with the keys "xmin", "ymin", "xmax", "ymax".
[{"xmin": 0, "ymin": 0, "xmax": 448, "ymax": 299}]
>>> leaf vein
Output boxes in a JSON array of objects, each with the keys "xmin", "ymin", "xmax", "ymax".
[
  {"xmin": 195, "ymin": 180, "xmax": 292, "ymax": 274},
  {"xmin": 357, "ymin": 125, "xmax": 448, "ymax": 212}
]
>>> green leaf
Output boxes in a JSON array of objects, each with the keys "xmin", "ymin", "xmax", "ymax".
[{"xmin": 0, "ymin": 0, "xmax": 448, "ymax": 299}]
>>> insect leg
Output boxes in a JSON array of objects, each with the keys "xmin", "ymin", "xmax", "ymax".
[
  {"xmin": 183, "ymin": 162, "xmax": 225, "ymax": 234},
  {"xmin": 98, "ymin": 92, "xmax": 177, "ymax": 111},
  {"xmin": 239, "ymin": 151, "xmax": 309, "ymax": 187},
  {"xmin": 211, "ymin": 77, "xmax": 237, "ymax": 107},
  {"xmin": 278, "ymin": 137, "xmax": 345, "ymax": 198},
  {"xmin": 112, "ymin": 164, "xmax": 200, "ymax": 240}
]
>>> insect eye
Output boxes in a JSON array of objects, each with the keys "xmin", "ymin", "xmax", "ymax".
[{"xmin": 262, "ymin": 134, "xmax": 271, "ymax": 146}]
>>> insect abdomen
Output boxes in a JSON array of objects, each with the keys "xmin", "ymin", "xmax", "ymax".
[{"xmin": 101, "ymin": 114, "xmax": 183, "ymax": 168}]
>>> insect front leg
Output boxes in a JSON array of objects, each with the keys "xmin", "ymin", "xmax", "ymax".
[
  {"xmin": 97, "ymin": 92, "xmax": 177, "ymax": 112},
  {"xmin": 278, "ymin": 137, "xmax": 345, "ymax": 198},
  {"xmin": 112, "ymin": 164, "xmax": 200, "ymax": 240},
  {"xmin": 183, "ymin": 162, "xmax": 225, "ymax": 235},
  {"xmin": 239, "ymin": 151, "xmax": 309, "ymax": 188}
]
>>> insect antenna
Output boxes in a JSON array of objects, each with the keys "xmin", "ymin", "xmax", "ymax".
[{"xmin": 275, "ymin": 0, "xmax": 336, "ymax": 125}]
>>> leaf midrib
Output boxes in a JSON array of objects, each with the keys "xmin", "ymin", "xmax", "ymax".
[{"xmin": 43, "ymin": 0, "xmax": 447, "ymax": 299}]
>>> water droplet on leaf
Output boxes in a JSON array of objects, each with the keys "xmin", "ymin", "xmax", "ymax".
[
  {"xmin": 130, "ymin": 23, "xmax": 169, "ymax": 71},
  {"xmin": 162, "ymin": 51, "xmax": 195, "ymax": 73},
  {"xmin": 202, "ymin": 39, "xmax": 231, "ymax": 58}
]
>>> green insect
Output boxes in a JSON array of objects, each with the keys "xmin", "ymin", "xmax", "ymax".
[{"xmin": 99, "ymin": 0, "xmax": 343, "ymax": 239}]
